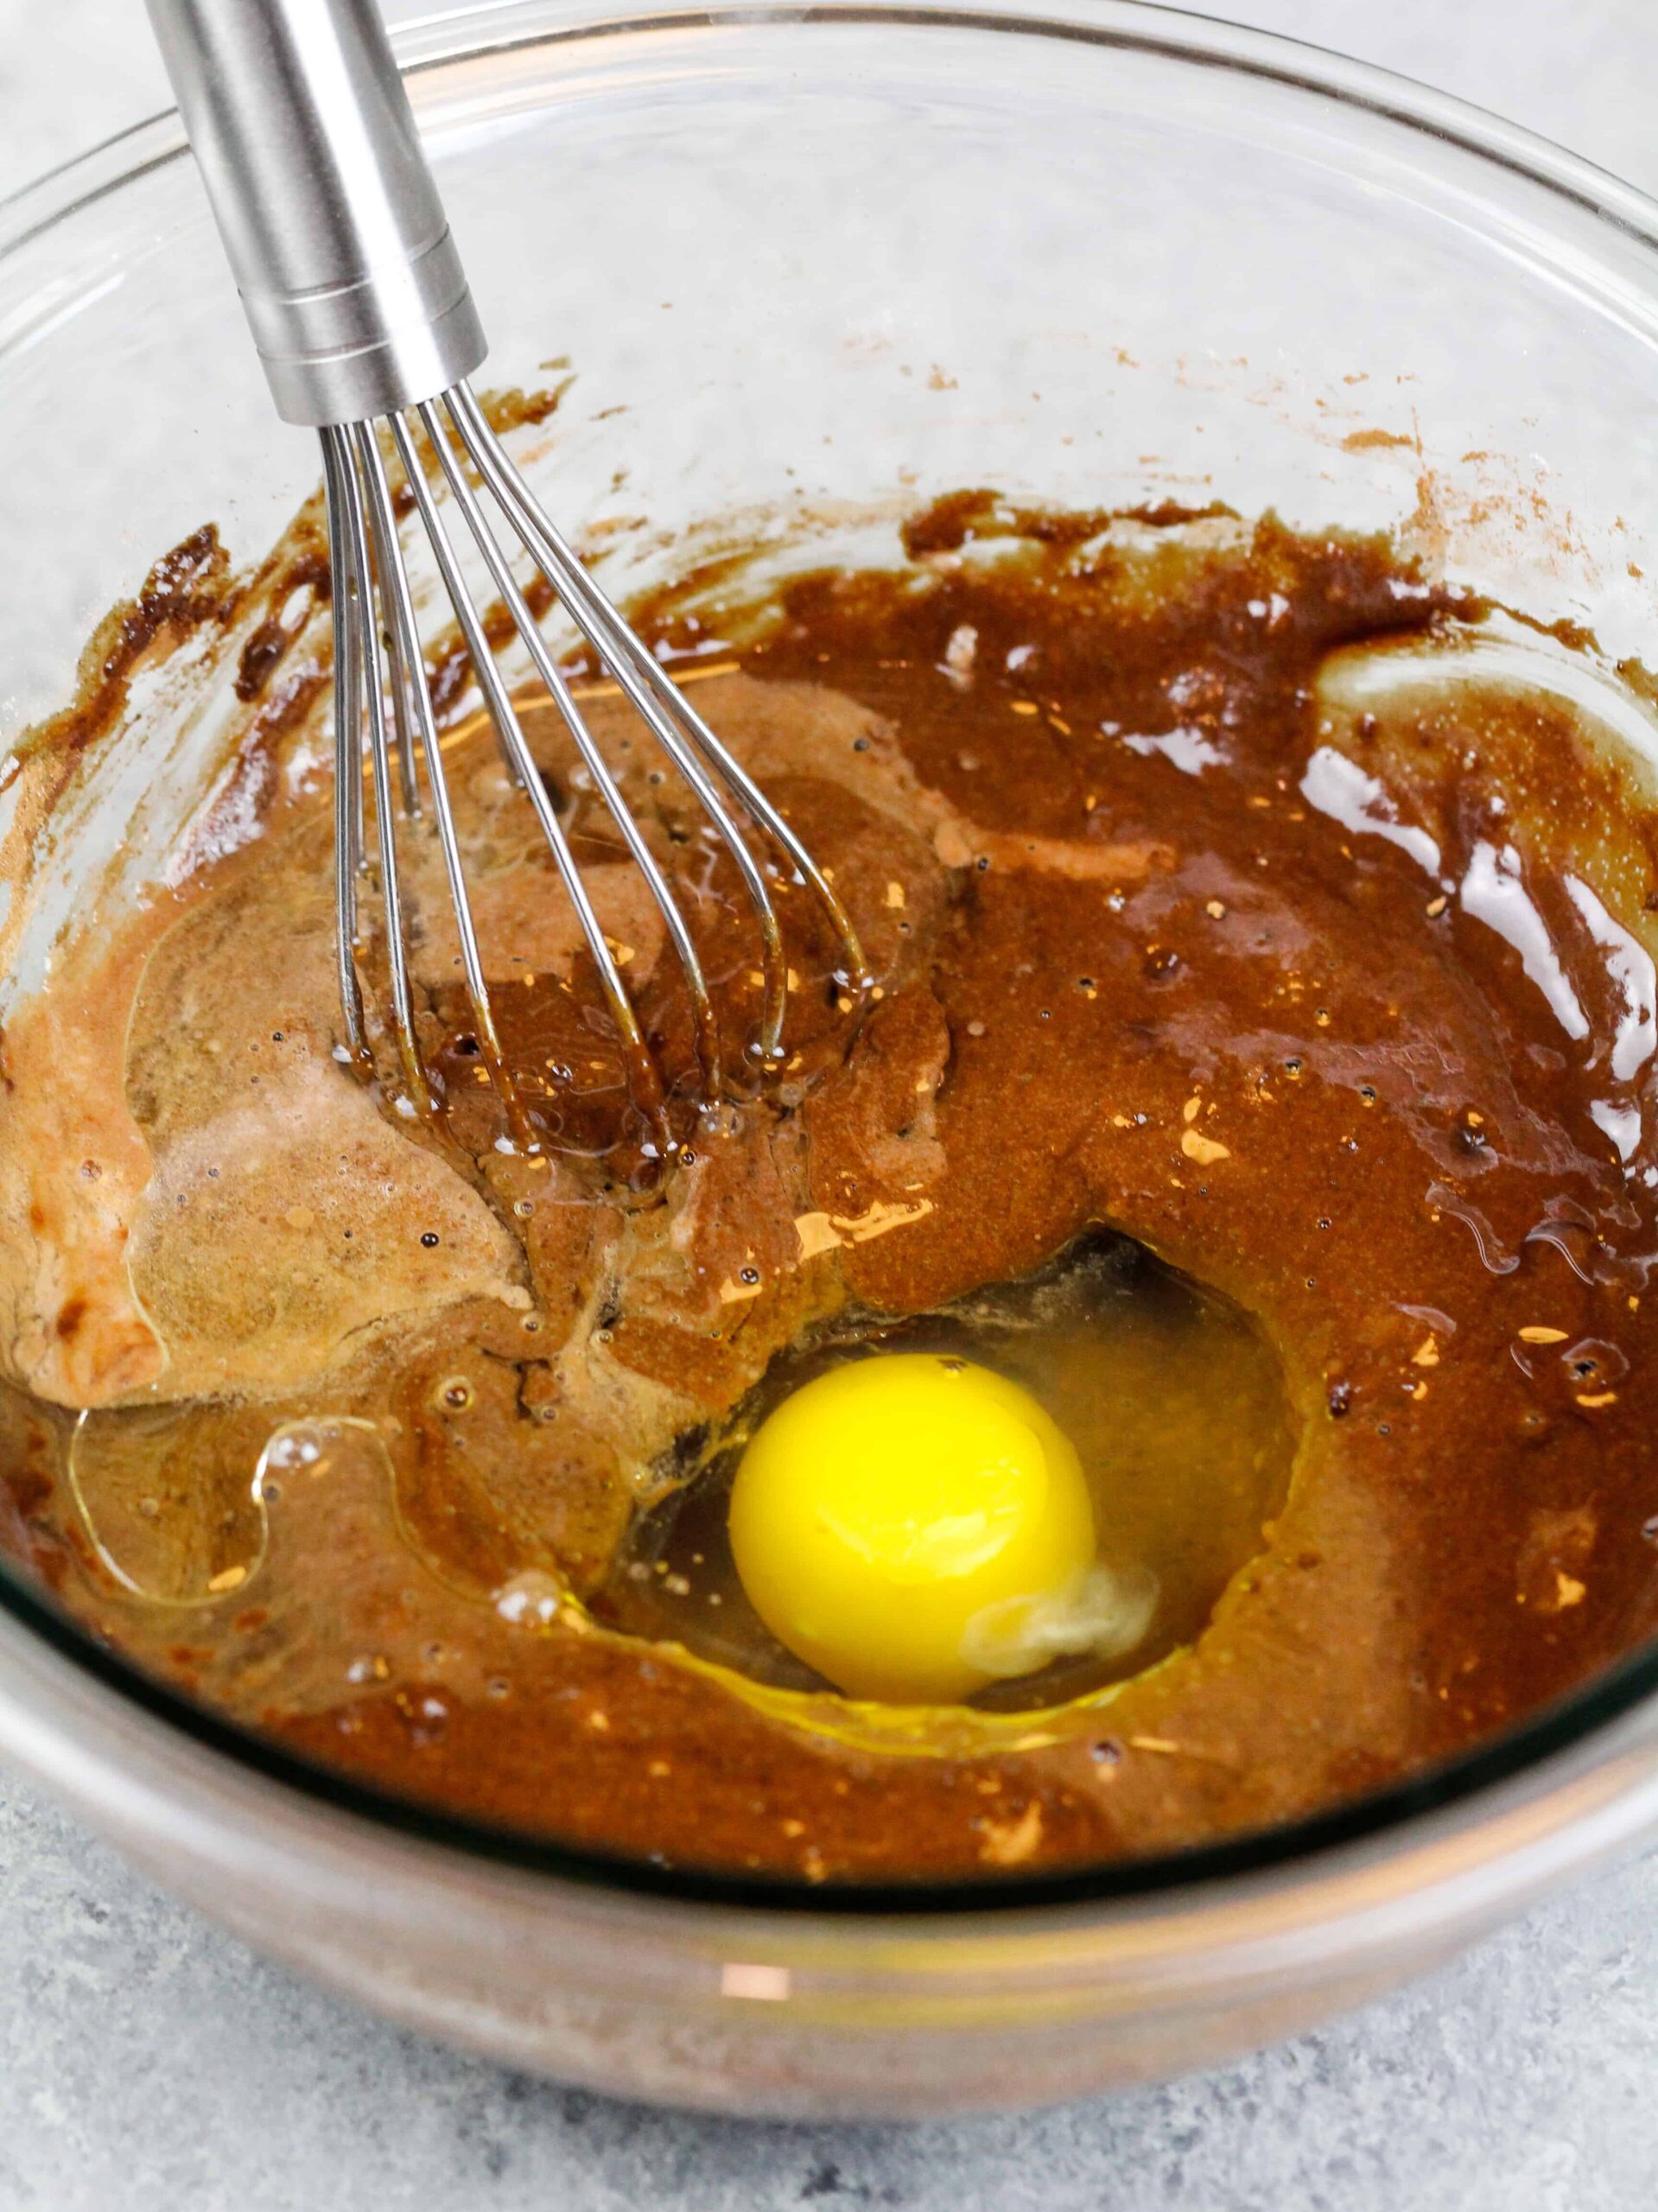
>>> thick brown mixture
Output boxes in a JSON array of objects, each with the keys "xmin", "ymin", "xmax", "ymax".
[{"xmin": 5, "ymin": 486, "xmax": 1658, "ymax": 1882}]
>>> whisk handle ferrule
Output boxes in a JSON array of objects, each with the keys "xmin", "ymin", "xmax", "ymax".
[{"xmin": 145, "ymin": 0, "xmax": 486, "ymax": 426}]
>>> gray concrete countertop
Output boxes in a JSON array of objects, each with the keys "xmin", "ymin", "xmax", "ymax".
[{"xmin": 5, "ymin": 4, "xmax": 1658, "ymax": 2205}]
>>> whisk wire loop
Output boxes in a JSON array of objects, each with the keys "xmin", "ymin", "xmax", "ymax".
[
  {"xmin": 379, "ymin": 572, "xmax": 424, "ymax": 825},
  {"xmin": 324, "ymin": 422, "xmax": 428, "ymax": 1109},
  {"xmin": 320, "ymin": 387, "xmax": 875, "ymax": 1150},
  {"xmin": 451, "ymin": 388, "xmax": 873, "ymax": 1005},
  {"xmin": 448, "ymin": 392, "xmax": 794, "ymax": 1056},
  {"xmin": 351, "ymin": 421, "xmax": 524, "ymax": 1135},
  {"xmin": 412, "ymin": 397, "xmax": 722, "ymax": 1087},
  {"xmin": 438, "ymin": 395, "xmax": 791, "ymax": 1063},
  {"xmin": 321, "ymin": 429, "xmax": 368, "ymax": 1065},
  {"xmin": 380, "ymin": 410, "xmax": 659, "ymax": 1109}
]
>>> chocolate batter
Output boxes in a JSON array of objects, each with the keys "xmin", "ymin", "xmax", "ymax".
[{"xmin": 4, "ymin": 483, "xmax": 1658, "ymax": 1883}]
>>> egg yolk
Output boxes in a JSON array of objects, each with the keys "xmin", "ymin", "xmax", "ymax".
[{"xmin": 727, "ymin": 1353, "xmax": 1097, "ymax": 1703}]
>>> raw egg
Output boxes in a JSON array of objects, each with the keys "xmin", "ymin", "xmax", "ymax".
[{"xmin": 727, "ymin": 1352, "xmax": 1108, "ymax": 1703}]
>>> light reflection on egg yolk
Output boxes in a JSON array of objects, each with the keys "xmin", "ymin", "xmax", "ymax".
[{"xmin": 727, "ymin": 1353, "xmax": 1096, "ymax": 1703}]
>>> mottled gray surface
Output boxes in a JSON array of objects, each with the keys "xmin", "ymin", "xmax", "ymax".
[
  {"xmin": 6, "ymin": 3, "xmax": 1658, "ymax": 2206},
  {"xmin": 5, "ymin": 1780, "xmax": 1658, "ymax": 2209}
]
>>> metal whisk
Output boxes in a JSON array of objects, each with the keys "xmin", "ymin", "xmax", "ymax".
[{"xmin": 146, "ymin": 0, "xmax": 867, "ymax": 1141}]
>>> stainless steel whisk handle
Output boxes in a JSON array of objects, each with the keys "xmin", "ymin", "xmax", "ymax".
[{"xmin": 144, "ymin": 0, "xmax": 486, "ymax": 426}]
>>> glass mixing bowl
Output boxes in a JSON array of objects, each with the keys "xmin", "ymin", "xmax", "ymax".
[{"xmin": 7, "ymin": 0, "xmax": 1658, "ymax": 2119}]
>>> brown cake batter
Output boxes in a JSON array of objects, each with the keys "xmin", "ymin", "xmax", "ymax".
[{"xmin": 4, "ymin": 482, "xmax": 1658, "ymax": 1883}]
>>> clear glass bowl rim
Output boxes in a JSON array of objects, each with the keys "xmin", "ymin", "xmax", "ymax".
[{"xmin": 6, "ymin": 0, "xmax": 1658, "ymax": 1916}]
